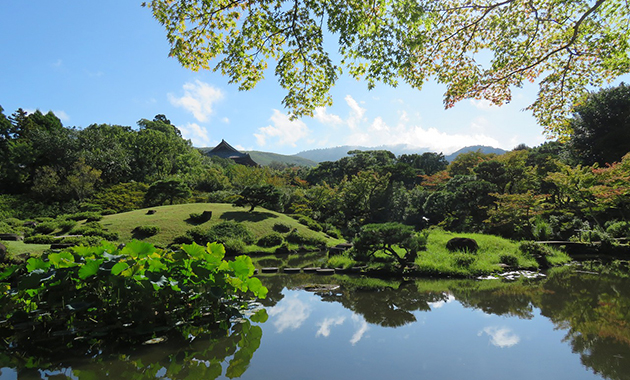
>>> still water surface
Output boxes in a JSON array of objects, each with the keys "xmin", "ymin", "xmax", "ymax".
[{"xmin": 2, "ymin": 265, "xmax": 629, "ymax": 379}]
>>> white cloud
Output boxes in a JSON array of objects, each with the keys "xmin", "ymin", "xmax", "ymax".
[
  {"xmin": 345, "ymin": 95, "xmax": 366, "ymax": 130},
  {"xmin": 478, "ymin": 326, "xmax": 520, "ymax": 348},
  {"xmin": 428, "ymin": 294, "xmax": 455, "ymax": 309},
  {"xmin": 316, "ymin": 316, "xmax": 346, "ymax": 337},
  {"xmin": 345, "ymin": 115, "xmax": 503, "ymax": 154},
  {"xmin": 470, "ymin": 99, "xmax": 495, "ymax": 110},
  {"xmin": 350, "ymin": 314, "xmax": 369, "ymax": 345},
  {"xmin": 221, "ymin": 117, "xmax": 230, "ymax": 124},
  {"xmin": 268, "ymin": 296, "xmax": 311, "ymax": 333},
  {"xmin": 255, "ymin": 109, "xmax": 310, "ymax": 147},
  {"xmin": 168, "ymin": 80, "xmax": 224, "ymax": 122},
  {"xmin": 176, "ymin": 122, "xmax": 212, "ymax": 147},
  {"xmin": 313, "ymin": 107, "xmax": 343, "ymax": 126}
]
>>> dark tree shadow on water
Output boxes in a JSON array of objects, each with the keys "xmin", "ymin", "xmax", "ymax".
[{"xmin": 221, "ymin": 211, "xmax": 279, "ymax": 223}]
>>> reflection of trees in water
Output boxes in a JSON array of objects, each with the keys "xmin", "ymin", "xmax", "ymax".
[
  {"xmin": 318, "ymin": 281, "xmax": 448, "ymax": 328},
  {"xmin": 447, "ymin": 281, "xmax": 539, "ymax": 319},
  {"xmin": 0, "ymin": 315, "xmax": 263, "ymax": 380},
  {"xmin": 536, "ymin": 268, "xmax": 630, "ymax": 380}
]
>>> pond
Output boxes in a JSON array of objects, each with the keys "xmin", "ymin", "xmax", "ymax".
[{"xmin": 2, "ymin": 263, "xmax": 629, "ymax": 380}]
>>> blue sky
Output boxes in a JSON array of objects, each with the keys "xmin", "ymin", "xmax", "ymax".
[{"xmin": 0, "ymin": 1, "xmax": 623, "ymax": 155}]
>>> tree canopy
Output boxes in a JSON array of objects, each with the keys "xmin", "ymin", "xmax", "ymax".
[{"xmin": 143, "ymin": 0, "xmax": 630, "ymax": 137}]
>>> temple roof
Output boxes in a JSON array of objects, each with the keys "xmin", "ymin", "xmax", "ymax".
[{"xmin": 206, "ymin": 139, "xmax": 258, "ymax": 166}]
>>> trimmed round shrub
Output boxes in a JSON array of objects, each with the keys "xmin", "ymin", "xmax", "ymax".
[
  {"xmin": 210, "ymin": 221, "xmax": 254, "ymax": 244},
  {"xmin": 257, "ymin": 233, "xmax": 284, "ymax": 247},
  {"xmin": 286, "ymin": 230, "xmax": 326, "ymax": 247},
  {"xmin": 35, "ymin": 222, "xmax": 58, "ymax": 234},
  {"xmin": 453, "ymin": 253, "xmax": 476, "ymax": 268},
  {"xmin": 223, "ymin": 238, "xmax": 246, "ymax": 255},
  {"xmin": 24, "ymin": 234, "xmax": 58, "ymax": 244},
  {"xmin": 4, "ymin": 218, "xmax": 22, "ymax": 228},
  {"xmin": 519, "ymin": 241, "xmax": 553, "ymax": 257},
  {"xmin": 298, "ymin": 216, "xmax": 323, "ymax": 232},
  {"xmin": 64, "ymin": 212, "xmax": 102, "ymax": 222},
  {"xmin": 60, "ymin": 236, "xmax": 101, "ymax": 246},
  {"xmin": 499, "ymin": 254, "xmax": 519, "ymax": 267},
  {"xmin": 133, "ymin": 225, "xmax": 161, "ymax": 237},
  {"xmin": 173, "ymin": 234, "xmax": 194, "ymax": 245},
  {"xmin": 273, "ymin": 222, "xmax": 292, "ymax": 233},
  {"xmin": 0, "ymin": 221, "xmax": 17, "ymax": 234},
  {"xmin": 322, "ymin": 224, "xmax": 342, "ymax": 239},
  {"xmin": 57, "ymin": 220, "xmax": 77, "ymax": 233}
]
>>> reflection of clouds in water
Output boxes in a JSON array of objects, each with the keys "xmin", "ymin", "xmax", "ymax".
[
  {"xmin": 428, "ymin": 294, "xmax": 455, "ymax": 309},
  {"xmin": 478, "ymin": 326, "xmax": 520, "ymax": 348},
  {"xmin": 316, "ymin": 316, "xmax": 346, "ymax": 337},
  {"xmin": 350, "ymin": 314, "xmax": 369, "ymax": 346},
  {"xmin": 268, "ymin": 296, "xmax": 311, "ymax": 333}
]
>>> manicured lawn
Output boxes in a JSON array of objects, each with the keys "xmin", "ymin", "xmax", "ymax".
[{"xmin": 100, "ymin": 203, "xmax": 343, "ymax": 249}]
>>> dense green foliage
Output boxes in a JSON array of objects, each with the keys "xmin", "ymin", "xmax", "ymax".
[
  {"xmin": 567, "ymin": 83, "xmax": 630, "ymax": 166},
  {"xmin": 0, "ymin": 241, "xmax": 267, "ymax": 354},
  {"xmin": 143, "ymin": 0, "xmax": 630, "ymax": 137}
]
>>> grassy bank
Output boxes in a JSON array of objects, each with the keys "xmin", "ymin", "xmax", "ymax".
[{"xmin": 327, "ymin": 228, "xmax": 571, "ymax": 277}]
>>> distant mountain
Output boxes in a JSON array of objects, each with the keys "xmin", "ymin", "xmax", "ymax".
[
  {"xmin": 294, "ymin": 144, "xmax": 430, "ymax": 163},
  {"xmin": 199, "ymin": 143, "xmax": 507, "ymax": 167},
  {"xmin": 444, "ymin": 146, "xmax": 507, "ymax": 162},
  {"xmin": 294, "ymin": 144, "xmax": 507, "ymax": 163},
  {"xmin": 245, "ymin": 151, "xmax": 318, "ymax": 167}
]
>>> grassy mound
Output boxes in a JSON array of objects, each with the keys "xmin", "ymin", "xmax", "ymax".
[{"xmin": 101, "ymin": 203, "xmax": 343, "ymax": 251}]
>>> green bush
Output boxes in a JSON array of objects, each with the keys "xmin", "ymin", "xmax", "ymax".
[
  {"xmin": 34, "ymin": 222, "xmax": 58, "ymax": 234},
  {"xmin": 257, "ymin": 233, "xmax": 284, "ymax": 247},
  {"xmin": 286, "ymin": 230, "xmax": 326, "ymax": 247},
  {"xmin": 322, "ymin": 223, "xmax": 342, "ymax": 239},
  {"xmin": 60, "ymin": 236, "xmax": 102, "ymax": 246},
  {"xmin": 88, "ymin": 182, "xmax": 149, "ymax": 213},
  {"xmin": 64, "ymin": 212, "xmax": 102, "ymax": 222},
  {"xmin": 185, "ymin": 221, "xmax": 254, "ymax": 246},
  {"xmin": 4, "ymin": 218, "xmax": 22, "ymax": 228},
  {"xmin": 298, "ymin": 216, "xmax": 323, "ymax": 232},
  {"xmin": 532, "ymin": 217, "xmax": 552, "ymax": 241},
  {"xmin": 133, "ymin": 225, "xmax": 161, "ymax": 237},
  {"xmin": 223, "ymin": 238, "xmax": 246, "ymax": 255},
  {"xmin": 69, "ymin": 224, "xmax": 118, "ymax": 241},
  {"xmin": 172, "ymin": 234, "xmax": 194, "ymax": 245},
  {"xmin": 452, "ymin": 253, "xmax": 476, "ymax": 268},
  {"xmin": 206, "ymin": 190, "xmax": 238, "ymax": 203},
  {"xmin": 499, "ymin": 254, "xmax": 519, "ymax": 267},
  {"xmin": 24, "ymin": 234, "xmax": 58, "ymax": 244},
  {"xmin": 57, "ymin": 220, "xmax": 77, "ymax": 233},
  {"xmin": 606, "ymin": 221, "xmax": 630, "ymax": 239},
  {"xmin": 519, "ymin": 241, "xmax": 553, "ymax": 258},
  {"xmin": 210, "ymin": 221, "xmax": 255, "ymax": 244},
  {"xmin": 0, "ymin": 221, "xmax": 17, "ymax": 234},
  {"xmin": 272, "ymin": 222, "xmax": 292, "ymax": 233},
  {"xmin": 189, "ymin": 211, "xmax": 212, "ymax": 223}
]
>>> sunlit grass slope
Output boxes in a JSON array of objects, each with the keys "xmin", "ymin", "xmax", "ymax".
[
  {"xmin": 416, "ymin": 229, "xmax": 571, "ymax": 276},
  {"xmin": 101, "ymin": 203, "xmax": 343, "ymax": 249}
]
